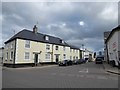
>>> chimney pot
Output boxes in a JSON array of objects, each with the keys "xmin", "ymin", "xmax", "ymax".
[{"xmin": 33, "ymin": 25, "xmax": 38, "ymax": 34}]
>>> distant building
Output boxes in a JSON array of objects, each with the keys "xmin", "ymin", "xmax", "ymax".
[
  {"xmin": 105, "ymin": 25, "xmax": 120, "ymax": 67},
  {"xmin": 3, "ymin": 25, "xmax": 81, "ymax": 67},
  {"xmin": 82, "ymin": 49, "xmax": 94, "ymax": 62}
]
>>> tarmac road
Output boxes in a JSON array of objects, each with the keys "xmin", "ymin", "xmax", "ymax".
[{"xmin": 2, "ymin": 62, "xmax": 119, "ymax": 88}]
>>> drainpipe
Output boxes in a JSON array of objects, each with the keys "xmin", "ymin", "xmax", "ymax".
[
  {"xmin": 13, "ymin": 39, "xmax": 16, "ymax": 68},
  {"xmin": 51, "ymin": 44, "xmax": 54, "ymax": 62}
]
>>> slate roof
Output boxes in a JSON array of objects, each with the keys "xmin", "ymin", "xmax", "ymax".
[
  {"xmin": 105, "ymin": 25, "xmax": 120, "ymax": 43},
  {"xmin": 5, "ymin": 29, "xmax": 80, "ymax": 50}
]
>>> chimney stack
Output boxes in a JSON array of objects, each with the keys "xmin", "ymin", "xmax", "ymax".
[{"xmin": 33, "ymin": 25, "xmax": 38, "ymax": 34}]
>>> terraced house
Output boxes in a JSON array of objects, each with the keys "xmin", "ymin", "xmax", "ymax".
[{"xmin": 3, "ymin": 25, "xmax": 80, "ymax": 67}]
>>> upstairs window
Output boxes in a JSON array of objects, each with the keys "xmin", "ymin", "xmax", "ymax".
[
  {"xmin": 25, "ymin": 40, "xmax": 30, "ymax": 48},
  {"xmin": 70, "ymin": 49, "xmax": 72, "ymax": 52},
  {"xmin": 63, "ymin": 46, "xmax": 66, "ymax": 51},
  {"xmin": 45, "ymin": 36, "xmax": 49, "ymax": 41},
  {"xmin": 6, "ymin": 44, "xmax": 9, "ymax": 50},
  {"xmin": 63, "ymin": 54, "xmax": 66, "ymax": 59},
  {"xmin": 46, "ymin": 44, "xmax": 50, "ymax": 50},
  {"xmin": 56, "ymin": 46, "xmax": 59, "ymax": 50},
  {"xmin": 11, "ymin": 44, "xmax": 14, "ymax": 49}
]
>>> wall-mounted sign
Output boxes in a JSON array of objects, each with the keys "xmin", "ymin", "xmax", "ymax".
[{"xmin": 113, "ymin": 42, "xmax": 116, "ymax": 48}]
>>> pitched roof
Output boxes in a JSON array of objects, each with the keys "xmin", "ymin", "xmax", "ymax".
[
  {"xmin": 69, "ymin": 45, "xmax": 80, "ymax": 50},
  {"xmin": 5, "ymin": 29, "xmax": 78, "ymax": 48},
  {"xmin": 105, "ymin": 25, "xmax": 120, "ymax": 43}
]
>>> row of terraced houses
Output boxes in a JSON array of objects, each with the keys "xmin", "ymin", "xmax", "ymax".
[{"xmin": 3, "ymin": 25, "xmax": 81, "ymax": 67}]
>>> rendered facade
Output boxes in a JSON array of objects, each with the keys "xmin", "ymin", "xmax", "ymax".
[{"xmin": 3, "ymin": 25, "xmax": 81, "ymax": 67}]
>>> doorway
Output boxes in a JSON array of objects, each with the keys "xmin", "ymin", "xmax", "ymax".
[
  {"xmin": 55, "ymin": 54, "xmax": 59, "ymax": 63},
  {"xmin": 34, "ymin": 54, "xmax": 38, "ymax": 66}
]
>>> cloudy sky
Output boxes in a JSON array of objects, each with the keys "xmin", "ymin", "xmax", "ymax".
[{"xmin": 1, "ymin": 1, "xmax": 118, "ymax": 52}]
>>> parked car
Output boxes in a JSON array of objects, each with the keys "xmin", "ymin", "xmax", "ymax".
[
  {"xmin": 58, "ymin": 60, "xmax": 73, "ymax": 66},
  {"xmin": 95, "ymin": 57, "xmax": 103, "ymax": 64},
  {"xmin": 73, "ymin": 59, "xmax": 79, "ymax": 65},
  {"xmin": 78, "ymin": 59, "xmax": 86, "ymax": 64}
]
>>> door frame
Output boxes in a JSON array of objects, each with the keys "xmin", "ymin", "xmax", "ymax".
[
  {"xmin": 54, "ymin": 54, "xmax": 60, "ymax": 63},
  {"xmin": 33, "ymin": 52, "xmax": 41, "ymax": 66}
]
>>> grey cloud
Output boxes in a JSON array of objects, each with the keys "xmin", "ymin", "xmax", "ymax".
[{"xmin": 2, "ymin": 2, "xmax": 118, "ymax": 52}]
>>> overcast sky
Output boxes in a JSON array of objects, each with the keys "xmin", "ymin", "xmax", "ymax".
[{"xmin": 1, "ymin": 1, "xmax": 118, "ymax": 52}]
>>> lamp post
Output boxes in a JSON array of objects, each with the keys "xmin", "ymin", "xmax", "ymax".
[{"xmin": 81, "ymin": 44, "xmax": 84, "ymax": 59}]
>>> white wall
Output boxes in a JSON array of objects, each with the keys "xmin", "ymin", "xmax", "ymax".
[{"xmin": 107, "ymin": 31, "xmax": 119, "ymax": 66}]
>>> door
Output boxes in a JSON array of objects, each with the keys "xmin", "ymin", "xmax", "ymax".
[
  {"xmin": 34, "ymin": 54, "xmax": 38, "ymax": 66},
  {"xmin": 55, "ymin": 55, "xmax": 59, "ymax": 63}
]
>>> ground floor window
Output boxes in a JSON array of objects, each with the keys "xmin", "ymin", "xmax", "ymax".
[
  {"xmin": 73, "ymin": 56, "xmax": 75, "ymax": 60},
  {"xmin": 45, "ymin": 53, "xmax": 50, "ymax": 59},
  {"xmin": 25, "ymin": 52, "xmax": 30, "ymax": 60},
  {"xmin": 10, "ymin": 51, "xmax": 13, "ymax": 59}
]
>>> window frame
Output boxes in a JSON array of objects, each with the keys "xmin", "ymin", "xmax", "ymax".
[
  {"xmin": 63, "ymin": 46, "xmax": 66, "ymax": 51},
  {"xmin": 63, "ymin": 54, "xmax": 66, "ymax": 59},
  {"xmin": 25, "ymin": 52, "xmax": 30, "ymax": 60},
  {"xmin": 10, "ymin": 51, "xmax": 13, "ymax": 59},
  {"xmin": 46, "ymin": 44, "xmax": 50, "ymax": 50},
  {"xmin": 56, "ymin": 46, "xmax": 59, "ymax": 50},
  {"xmin": 45, "ymin": 36, "xmax": 49, "ymax": 41},
  {"xmin": 6, "ymin": 52, "xmax": 8, "ymax": 59},
  {"xmin": 25, "ymin": 40, "xmax": 30, "ymax": 48},
  {"xmin": 45, "ymin": 53, "xmax": 50, "ymax": 59}
]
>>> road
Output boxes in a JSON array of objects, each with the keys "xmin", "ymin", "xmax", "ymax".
[{"xmin": 2, "ymin": 62, "xmax": 119, "ymax": 88}]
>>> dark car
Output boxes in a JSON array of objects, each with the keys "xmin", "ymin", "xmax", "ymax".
[
  {"xmin": 95, "ymin": 57, "xmax": 103, "ymax": 64},
  {"xmin": 73, "ymin": 59, "xmax": 79, "ymax": 65},
  {"xmin": 58, "ymin": 60, "xmax": 73, "ymax": 66},
  {"xmin": 79, "ymin": 59, "xmax": 86, "ymax": 64}
]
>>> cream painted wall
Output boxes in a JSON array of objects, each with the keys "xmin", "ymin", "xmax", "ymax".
[
  {"xmin": 3, "ymin": 40, "xmax": 16, "ymax": 64},
  {"xmin": 107, "ymin": 31, "xmax": 119, "ymax": 66},
  {"xmin": 16, "ymin": 38, "xmax": 47, "ymax": 64},
  {"xmin": 4, "ymin": 38, "xmax": 80, "ymax": 64}
]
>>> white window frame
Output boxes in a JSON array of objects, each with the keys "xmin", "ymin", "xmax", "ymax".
[
  {"xmin": 56, "ymin": 46, "xmax": 59, "ymax": 50},
  {"xmin": 10, "ymin": 51, "xmax": 13, "ymax": 59},
  {"xmin": 45, "ymin": 53, "xmax": 50, "ymax": 59},
  {"xmin": 6, "ymin": 44, "xmax": 9, "ymax": 50},
  {"xmin": 63, "ymin": 54, "xmax": 66, "ymax": 59},
  {"xmin": 25, "ymin": 52, "xmax": 30, "ymax": 60},
  {"xmin": 25, "ymin": 40, "xmax": 30, "ymax": 48},
  {"xmin": 6, "ymin": 52, "xmax": 8, "ymax": 59},
  {"xmin": 11, "ymin": 43, "xmax": 14, "ymax": 49},
  {"xmin": 46, "ymin": 44, "xmax": 50, "ymax": 50},
  {"xmin": 63, "ymin": 46, "xmax": 66, "ymax": 51},
  {"xmin": 45, "ymin": 36, "xmax": 49, "ymax": 41}
]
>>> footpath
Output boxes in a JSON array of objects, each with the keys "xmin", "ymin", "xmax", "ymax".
[{"xmin": 103, "ymin": 62, "xmax": 120, "ymax": 75}]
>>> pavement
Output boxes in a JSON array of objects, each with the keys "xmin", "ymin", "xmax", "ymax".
[
  {"xmin": 103, "ymin": 61, "xmax": 120, "ymax": 75},
  {"xmin": 2, "ymin": 64, "xmax": 58, "ymax": 70}
]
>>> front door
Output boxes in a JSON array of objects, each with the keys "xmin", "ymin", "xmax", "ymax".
[
  {"xmin": 34, "ymin": 54, "xmax": 38, "ymax": 66},
  {"xmin": 55, "ymin": 55, "xmax": 59, "ymax": 63}
]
